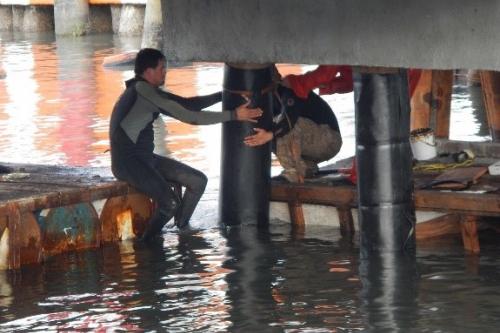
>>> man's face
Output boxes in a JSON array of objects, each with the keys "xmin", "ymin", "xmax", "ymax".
[{"xmin": 144, "ymin": 59, "xmax": 166, "ymax": 87}]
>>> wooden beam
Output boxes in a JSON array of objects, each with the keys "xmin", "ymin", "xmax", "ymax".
[
  {"xmin": 480, "ymin": 71, "xmax": 500, "ymax": 142},
  {"xmin": 409, "ymin": 70, "xmax": 453, "ymax": 138},
  {"xmin": 411, "ymin": 70, "xmax": 433, "ymax": 130},
  {"xmin": 432, "ymin": 70, "xmax": 453, "ymax": 138},
  {"xmin": 271, "ymin": 182, "xmax": 500, "ymax": 216}
]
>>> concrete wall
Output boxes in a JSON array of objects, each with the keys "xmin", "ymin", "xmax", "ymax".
[{"xmin": 162, "ymin": 0, "xmax": 500, "ymax": 70}]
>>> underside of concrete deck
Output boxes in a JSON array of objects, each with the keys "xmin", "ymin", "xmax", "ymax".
[{"xmin": 162, "ymin": 0, "xmax": 500, "ymax": 70}]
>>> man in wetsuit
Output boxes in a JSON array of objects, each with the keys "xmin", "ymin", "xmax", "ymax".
[{"xmin": 109, "ymin": 48, "xmax": 262, "ymax": 241}]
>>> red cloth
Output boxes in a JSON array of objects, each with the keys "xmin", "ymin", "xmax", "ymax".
[
  {"xmin": 408, "ymin": 68, "xmax": 422, "ymax": 98},
  {"xmin": 284, "ymin": 65, "xmax": 353, "ymax": 99},
  {"xmin": 285, "ymin": 65, "xmax": 422, "ymax": 99}
]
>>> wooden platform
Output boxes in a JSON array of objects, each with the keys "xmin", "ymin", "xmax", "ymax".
[
  {"xmin": 271, "ymin": 165, "xmax": 500, "ymax": 254},
  {"xmin": 0, "ymin": 163, "xmax": 152, "ymax": 270}
]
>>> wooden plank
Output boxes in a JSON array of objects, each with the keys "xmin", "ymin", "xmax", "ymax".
[
  {"xmin": 436, "ymin": 139, "xmax": 500, "ymax": 158},
  {"xmin": 460, "ymin": 215, "xmax": 480, "ymax": 254},
  {"xmin": 415, "ymin": 214, "xmax": 461, "ymax": 240},
  {"xmin": 272, "ymin": 180, "xmax": 500, "ymax": 216},
  {"xmin": 415, "ymin": 190, "xmax": 500, "ymax": 216},
  {"xmin": 271, "ymin": 183, "xmax": 357, "ymax": 207}
]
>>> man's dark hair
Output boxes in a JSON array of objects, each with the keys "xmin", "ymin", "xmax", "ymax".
[{"xmin": 134, "ymin": 48, "xmax": 166, "ymax": 76}]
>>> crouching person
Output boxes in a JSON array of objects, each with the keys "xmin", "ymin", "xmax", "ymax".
[{"xmin": 244, "ymin": 84, "xmax": 342, "ymax": 182}]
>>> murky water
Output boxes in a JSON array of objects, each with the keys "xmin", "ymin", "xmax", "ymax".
[{"xmin": 1, "ymin": 32, "xmax": 498, "ymax": 332}]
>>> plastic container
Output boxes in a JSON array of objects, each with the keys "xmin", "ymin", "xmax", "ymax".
[{"xmin": 410, "ymin": 128, "xmax": 437, "ymax": 160}]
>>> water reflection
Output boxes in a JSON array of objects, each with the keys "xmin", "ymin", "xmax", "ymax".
[
  {"xmin": 2, "ymin": 226, "xmax": 500, "ymax": 331},
  {"xmin": 450, "ymin": 77, "xmax": 490, "ymax": 141},
  {"xmin": 359, "ymin": 253, "xmax": 418, "ymax": 332},
  {"xmin": 222, "ymin": 227, "xmax": 280, "ymax": 332}
]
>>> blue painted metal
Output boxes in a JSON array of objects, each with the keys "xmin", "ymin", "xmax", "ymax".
[{"xmin": 43, "ymin": 203, "xmax": 100, "ymax": 255}]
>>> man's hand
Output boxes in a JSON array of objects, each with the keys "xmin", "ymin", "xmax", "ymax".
[
  {"xmin": 244, "ymin": 128, "xmax": 273, "ymax": 147},
  {"xmin": 235, "ymin": 101, "xmax": 263, "ymax": 123}
]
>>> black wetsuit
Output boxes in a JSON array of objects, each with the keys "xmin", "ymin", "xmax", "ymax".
[{"xmin": 110, "ymin": 77, "xmax": 230, "ymax": 240}]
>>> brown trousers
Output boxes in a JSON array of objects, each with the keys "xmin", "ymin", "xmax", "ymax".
[{"xmin": 276, "ymin": 117, "xmax": 342, "ymax": 181}]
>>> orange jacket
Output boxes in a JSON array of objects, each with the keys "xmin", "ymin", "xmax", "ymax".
[
  {"xmin": 285, "ymin": 65, "xmax": 422, "ymax": 99},
  {"xmin": 284, "ymin": 65, "xmax": 353, "ymax": 99}
]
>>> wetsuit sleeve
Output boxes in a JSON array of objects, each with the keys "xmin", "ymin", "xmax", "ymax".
[
  {"xmin": 158, "ymin": 90, "xmax": 222, "ymax": 111},
  {"xmin": 136, "ymin": 82, "xmax": 234, "ymax": 124}
]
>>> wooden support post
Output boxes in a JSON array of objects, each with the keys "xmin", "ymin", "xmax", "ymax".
[
  {"xmin": 480, "ymin": 71, "xmax": 500, "ymax": 142},
  {"xmin": 460, "ymin": 215, "xmax": 480, "ymax": 254},
  {"xmin": 411, "ymin": 70, "xmax": 433, "ymax": 130},
  {"xmin": 410, "ymin": 70, "xmax": 453, "ymax": 138},
  {"xmin": 287, "ymin": 140, "xmax": 306, "ymax": 231},
  {"xmin": 432, "ymin": 70, "xmax": 454, "ymax": 138},
  {"xmin": 288, "ymin": 201, "xmax": 305, "ymax": 234},
  {"xmin": 338, "ymin": 207, "xmax": 354, "ymax": 238}
]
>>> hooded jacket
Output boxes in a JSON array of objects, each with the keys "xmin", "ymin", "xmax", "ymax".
[{"xmin": 272, "ymin": 85, "xmax": 340, "ymax": 139}]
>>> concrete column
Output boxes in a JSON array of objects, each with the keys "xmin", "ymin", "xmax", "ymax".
[
  {"xmin": 110, "ymin": 5, "xmax": 121, "ymax": 34},
  {"xmin": 12, "ymin": 6, "xmax": 24, "ymax": 32},
  {"xmin": 355, "ymin": 68, "xmax": 416, "ymax": 255},
  {"xmin": 118, "ymin": 4, "xmax": 144, "ymax": 36},
  {"xmin": 54, "ymin": 0, "xmax": 90, "ymax": 36},
  {"xmin": 23, "ymin": 6, "xmax": 54, "ymax": 32},
  {"xmin": 89, "ymin": 5, "xmax": 112, "ymax": 33},
  {"xmin": 0, "ymin": 6, "xmax": 13, "ymax": 31},
  {"xmin": 141, "ymin": 0, "xmax": 163, "ymax": 49},
  {"xmin": 220, "ymin": 64, "xmax": 273, "ymax": 227}
]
